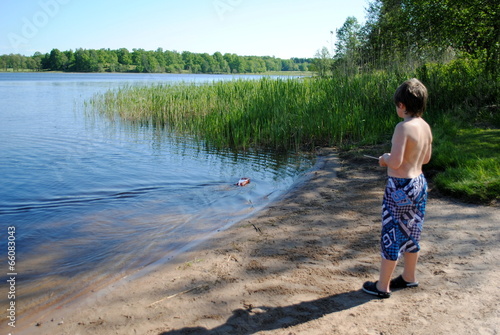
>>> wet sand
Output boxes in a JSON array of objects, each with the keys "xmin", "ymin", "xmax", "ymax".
[{"xmin": 10, "ymin": 147, "xmax": 499, "ymax": 335}]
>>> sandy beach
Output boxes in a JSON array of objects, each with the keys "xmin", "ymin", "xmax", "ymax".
[{"xmin": 11, "ymin": 147, "xmax": 499, "ymax": 335}]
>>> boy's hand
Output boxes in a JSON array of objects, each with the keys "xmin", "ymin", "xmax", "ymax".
[{"xmin": 379, "ymin": 154, "xmax": 389, "ymax": 167}]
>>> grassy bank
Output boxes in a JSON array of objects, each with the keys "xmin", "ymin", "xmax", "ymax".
[
  {"xmin": 88, "ymin": 63, "xmax": 499, "ymax": 203},
  {"xmin": 427, "ymin": 126, "xmax": 499, "ymax": 203}
]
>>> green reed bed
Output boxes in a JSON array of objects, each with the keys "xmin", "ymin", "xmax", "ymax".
[{"xmin": 89, "ymin": 74, "xmax": 400, "ymax": 152}]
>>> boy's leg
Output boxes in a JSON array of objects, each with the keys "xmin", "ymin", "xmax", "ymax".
[
  {"xmin": 378, "ymin": 258, "xmax": 397, "ymax": 292},
  {"xmin": 401, "ymin": 252, "xmax": 419, "ymax": 283}
]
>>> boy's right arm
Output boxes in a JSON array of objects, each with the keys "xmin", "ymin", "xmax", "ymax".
[{"xmin": 380, "ymin": 122, "xmax": 407, "ymax": 170}]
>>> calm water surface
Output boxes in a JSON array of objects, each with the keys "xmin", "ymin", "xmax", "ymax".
[{"xmin": 0, "ymin": 72, "xmax": 315, "ymax": 313}]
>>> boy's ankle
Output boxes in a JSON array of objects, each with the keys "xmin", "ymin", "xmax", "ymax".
[
  {"xmin": 402, "ymin": 274, "xmax": 417, "ymax": 283},
  {"xmin": 376, "ymin": 281, "xmax": 390, "ymax": 293}
]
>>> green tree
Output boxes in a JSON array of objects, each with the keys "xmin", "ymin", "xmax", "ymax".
[
  {"xmin": 223, "ymin": 53, "xmax": 240, "ymax": 73},
  {"xmin": 137, "ymin": 52, "xmax": 162, "ymax": 73},
  {"xmin": 164, "ymin": 50, "xmax": 184, "ymax": 73},
  {"xmin": 132, "ymin": 48, "xmax": 146, "ymax": 67},
  {"xmin": 74, "ymin": 48, "xmax": 89, "ymax": 72},
  {"xmin": 264, "ymin": 57, "xmax": 281, "ymax": 71},
  {"xmin": 32, "ymin": 52, "xmax": 43, "ymax": 71},
  {"xmin": 213, "ymin": 52, "xmax": 230, "ymax": 73},
  {"xmin": 281, "ymin": 59, "xmax": 298, "ymax": 71},
  {"xmin": 117, "ymin": 48, "xmax": 132, "ymax": 66},
  {"xmin": 334, "ymin": 16, "xmax": 363, "ymax": 74},
  {"xmin": 199, "ymin": 53, "xmax": 216, "ymax": 73},
  {"xmin": 25, "ymin": 57, "xmax": 39, "ymax": 71},
  {"xmin": 312, "ymin": 47, "xmax": 333, "ymax": 76},
  {"xmin": 298, "ymin": 63, "xmax": 309, "ymax": 71},
  {"xmin": 63, "ymin": 50, "xmax": 75, "ymax": 71},
  {"xmin": 89, "ymin": 50, "xmax": 103, "ymax": 72},
  {"xmin": 74, "ymin": 49, "xmax": 99, "ymax": 72},
  {"xmin": 252, "ymin": 57, "xmax": 267, "ymax": 73},
  {"xmin": 0, "ymin": 55, "xmax": 7, "ymax": 71},
  {"xmin": 362, "ymin": 0, "xmax": 499, "ymax": 75},
  {"xmin": 11, "ymin": 54, "xmax": 27, "ymax": 71},
  {"xmin": 182, "ymin": 51, "xmax": 197, "ymax": 72},
  {"xmin": 154, "ymin": 48, "xmax": 167, "ymax": 70},
  {"xmin": 409, "ymin": 0, "xmax": 499, "ymax": 75},
  {"xmin": 48, "ymin": 48, "xmax": 67, "ymax": 71}
]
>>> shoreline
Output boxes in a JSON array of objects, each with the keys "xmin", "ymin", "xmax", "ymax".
[{"xmin": 10, "ymin": 147, "xmax": 499, "ymax": 334}]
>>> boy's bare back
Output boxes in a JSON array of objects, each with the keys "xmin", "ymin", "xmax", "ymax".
[
  {"xmin": 379, "ymin": 78, "xmax": 432, "ymax": 178},
  {"xmin": 383, "ymin": 117, "xmax": 432, "ymax": 178}
]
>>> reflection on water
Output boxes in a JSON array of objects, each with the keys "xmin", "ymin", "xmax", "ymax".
[{"xmin": 0, "ymin": 72, "xmax": 315, "ymax": 317}]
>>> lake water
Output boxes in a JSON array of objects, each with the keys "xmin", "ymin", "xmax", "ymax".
[{"xmin": 0, "ymin": 72, "xmax": 315, "ymax": 316}]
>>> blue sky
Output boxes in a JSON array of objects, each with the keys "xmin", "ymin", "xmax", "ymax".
[{"xmin": 0, "ymin": 0, "xmax": 368, "ymax": 59}]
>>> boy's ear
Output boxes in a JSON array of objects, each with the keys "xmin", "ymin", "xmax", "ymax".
[{"xmin": 398, "ymin": 102, "xmax": 406, "ymax": 109}]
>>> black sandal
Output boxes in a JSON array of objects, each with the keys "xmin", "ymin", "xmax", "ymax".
[
  {"xmin": 390, "ymin": 275, "xmax": 419, "ymax": 289},
  {"xmin": 362, "ymin": 281, "xmax": 391, "ymax": 298}
]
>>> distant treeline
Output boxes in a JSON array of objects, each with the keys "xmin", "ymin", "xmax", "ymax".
[{"xmin": 0, "ymin": 48, "xmax": 312, "ymax": 73}]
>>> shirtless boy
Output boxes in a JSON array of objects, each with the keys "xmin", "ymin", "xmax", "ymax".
[{"xmin": 363, "ymin": 78, "xmax": 433, "ymax": 298}]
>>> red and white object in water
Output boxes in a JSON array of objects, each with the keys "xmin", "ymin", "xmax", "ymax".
[{"xmin": 236, "ymin": 177, "xmax": 250, "ymax": 186}]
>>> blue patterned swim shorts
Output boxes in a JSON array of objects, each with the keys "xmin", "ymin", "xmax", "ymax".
[{"xmin": 381, "ymin": 174, "xmax": 428, "ymax": 261}]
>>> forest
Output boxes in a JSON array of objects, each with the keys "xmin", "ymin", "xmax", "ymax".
[
  {"xmin": 314, "ymin": 0, "xmax": 498, "ymax": 77},
  {"xmin": 0, "ymin": 48, "xmax": 312, "ymax": 74}
]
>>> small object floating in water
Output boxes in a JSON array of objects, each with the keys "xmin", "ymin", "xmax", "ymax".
[{"xmin": 236, "ymin": 177, "xmax": 250, "ymax": 186}]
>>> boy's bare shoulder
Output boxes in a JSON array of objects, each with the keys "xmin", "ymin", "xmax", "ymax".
[
  {"xmin": 394, "ymin": 120, "xmax": 414, "ymax": 133},
  {"xmin": 398, "ymin": 118, "xmax": 431, "ymax": 131},
  {"xmin": 392, "ymin": 119, "xmax": 432, "ymax": 146}
]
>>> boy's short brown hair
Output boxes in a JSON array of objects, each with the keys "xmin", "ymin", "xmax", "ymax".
[{"xmin": 394, "ymin": 78, "xmax": 428, "ymax": 117}]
